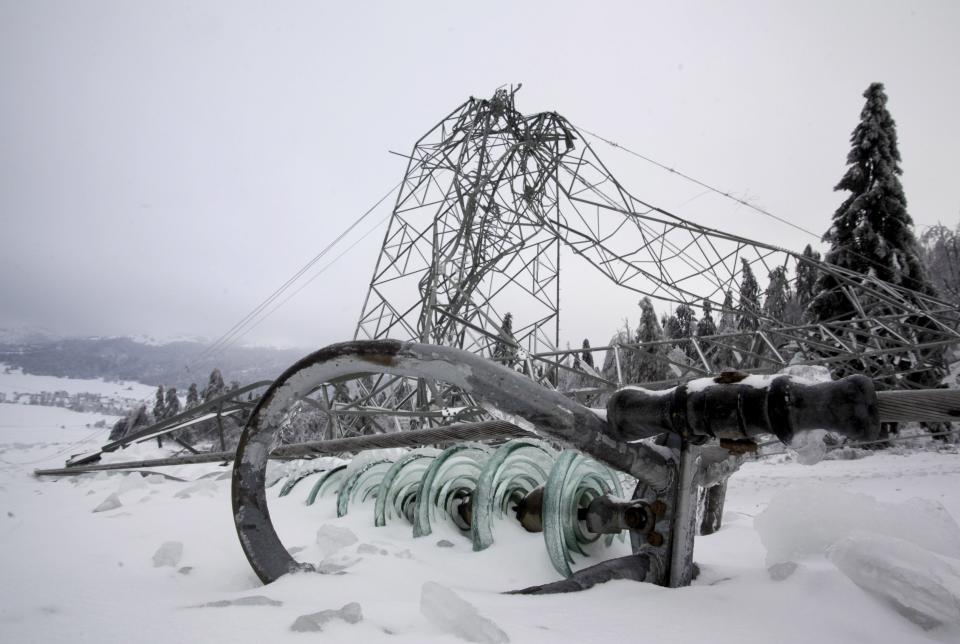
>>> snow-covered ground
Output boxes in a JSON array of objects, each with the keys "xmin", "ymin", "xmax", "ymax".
[
  {"xmin": 0, "ymin": 365, "xmax": 156, "ymax": 400},
  {"xmin": 2, "ymin": 402, "xmax": 960, "ymax": 643}
]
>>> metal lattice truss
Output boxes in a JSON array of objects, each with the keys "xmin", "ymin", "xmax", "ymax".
[{"xmin": 356, "ymin": 87, "xmax": 960, "ymax": 395}]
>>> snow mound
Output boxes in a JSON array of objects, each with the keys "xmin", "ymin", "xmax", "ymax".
[
  {"xmin": 420, "ymin": 581, "xmax": 509, "ymax": 644},
  {"xmin": 755, "ymin": 484, "xmax": 960, "ymax": 565},
  {"xmin": 827, "ymin": 533, "xmax": 960, "ymax": 629}
]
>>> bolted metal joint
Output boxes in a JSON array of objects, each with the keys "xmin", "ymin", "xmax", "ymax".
[{"xmin": 583, "ymin": 495, "xmax": 656, "ymax": 535}]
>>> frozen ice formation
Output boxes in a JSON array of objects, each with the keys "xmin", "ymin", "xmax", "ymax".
[
  {"xmin": 777, "ymin": 364, "xmax": 832, "ymax": 382},
  {"xmin": 174, "ymin": 479, "xmax": 217, "ymax": 499},
  {"xmin": 827, "ymin": 533, "xmax": 960, "ymax": 629},
  {"xmin": 152, "ymin": 541, "xmax": 183, "ymax": 568},
  {"xmin": 117, "ymin": 473, "xmax": 147, "ymax": 494},
  {"xmin": 194, "ymin": 595, "xmax": 282, "ymax": 608},
  {"xmin": 778, "ymin": 365, "xmax": 832, "ymax": 465},
  {"xmin": 290, "ymin": 602, "xmax": 363, "ymax": 632},
  {"xmin": 316, "ymin": 524, "xmax": 359, "ymax": 558},
  {"xmin": 357, "ymin": 543, "xmax": 386, "ymax": 555},
  {"xmin": 420, "ymin": 581, "xmax": 509, "ymax": 644},
  {"xmin": 786, "ymin": 429, "xmax": 830, "ymax": 465},
  {"xmin": 767, "ymin": 561, "xmax": 799, "ymax": 581},
  {"xmin": 92, "ymin": 493, "xmax": 122, "ymax": 513},
  {"xmin": 755, "ymin": 484, "xmax": 960, "ymax": 565}
]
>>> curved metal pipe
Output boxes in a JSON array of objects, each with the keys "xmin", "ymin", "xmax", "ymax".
[{"xmin": 232, "ymin": 339, "xmax": 670, "ymax": 584}]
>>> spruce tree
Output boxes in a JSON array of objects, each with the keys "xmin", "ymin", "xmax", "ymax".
[
  {"xmin": 696, "ymin": 300, "xmax": 718, "ymax": 370},
  {"xmin": 663, "ymin": 313, "xmax": 682, "ymax": 343},
  {"xmin": 718, "ymin": 290, "xmax": 736, "ymax": 335},
  {"xmin": 795, "ymin": 244, "xmax": 821, "ymax": 313},
  {"xmin": 696, "ymin": 300, "xmax": 717, "ymax": 338},
  {"xmin": 164, "ymin": 387, "xmax": 181, "ymax": 418},
  {"xmin": 737, "ymin": 260, "xmax": 760, "ymax": 331},
  {"xmin": 811, "ymin": 83, "xmax": 935, "ymax": 321},
  {"xmin": 635, "ymin": 297, "xmax": 667, "ymax": 383},
  {"xmin": 203, "ymin": 368, "xmax": 226, "ymax": 402},
  {"xmin": 713, "ymin": 291, "xmax": 738, "ymax": 370},
  {"xmin": 153, "ymin": 385, "xmax": 165, "ymax": 421},
  {"xmin": 762, "ymin": 266, "xmax": 790, "ymax": 322},
  {"xmin": 580, "ymin": 339, "xmax": 594, "ymax": 368},
  {"xmin": 675, "ymin": 304, "xmax": 696, "ymax": 339},
  {"xmin": 920, "ymin": 221, "xmax": 960, "ymax": 305},
  {"xmin": 186, "ymin": 383, "xmax": 200, "ymax": 408},
  {"xmin": 493, "ymin": 312, "xmax": 518, "ymax": 365}
]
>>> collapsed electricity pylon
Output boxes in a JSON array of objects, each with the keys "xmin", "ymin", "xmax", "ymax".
[{"xmin": 355, "ymin": 86, "xmax": 960, "ymax": 392}]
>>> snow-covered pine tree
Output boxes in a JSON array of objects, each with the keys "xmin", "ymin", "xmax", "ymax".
[
  {"xmin": 713, "ymin": 290, "xmax": 738, "ymax": 370},
  {"xmin": 737, "ymin": 260, "xmax": 760, "ymax": 332},
  {"xmin": 203, "ymin": 368, "xmax": 226, "ymax": 403},
  {"xmin": 164, "ymin": 387, "xmax": 181, "ymax": 418},
  {"xmin": 601, "ymin": 326, "xmax": 631, "ymax": 384},
  {"xmin": 718, "ymin": 290, "xmax": 736, "ymax": 334},
  {"xmin": 811, "ymin": 83, "xmax": 936, "ymax": 322},
  {"xmin": 920, "ymin": 221, "xmax": 960, "ymax": 305},
  {"xmin": 493, "ymin": 312, "xmax": 518, "ymax": 366},
  {"xmin": 762, "ymin": 266, "xmax": 790, "ymax": 322},
  {"xmin": 186, "ymin": 383, "xmax": 199, "ymax": 409},
  {"xmin": 675, "ymin": 304, "xmax": 696, "ymax": 339},
  {"xmin": 581, "ymin": 339, "xmax": 594, "ymax": 368},
  {"xmin": 635, "ymin": 297, "xmax": 667, "ymax": 383},
  {"xmin": 674, "ymin": 303, "xmax": 698, "ymax": 360},
  {"xmin": 794, "ymin": 244, "xmax": 821, "ymax": 315},
  {"xmin": 696, "ymin": 300, "xmax": 718, "ymax": 371},
  {"xmin": 153, "ymin": 385, "xmax": 165, "ymax": 421},
  {"xmin": 763, "ymin": 266, "xmax": 797, "ymax": 353}
]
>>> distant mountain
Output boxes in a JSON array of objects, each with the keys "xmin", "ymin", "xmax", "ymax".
[
  {"xmin": 0, "ymin": 326, "xmax": 62, "ymax": 345},
  {"xmin": 0, "ymin": 335, "xmax": 310, "ymax": 390}
]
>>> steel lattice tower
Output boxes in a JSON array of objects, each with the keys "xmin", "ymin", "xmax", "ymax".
[{"xmin": 356, "ymin": 87, "xmax": 960, "ymax": 390}]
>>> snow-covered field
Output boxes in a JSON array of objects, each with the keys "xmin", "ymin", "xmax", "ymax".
[
  {"xmin": 0, "ymin": 365, "xmax": 156, "ymax": 400},
  {"xmin": 2, "ymin": 401, "xmax": 960, "ymax": 643}
]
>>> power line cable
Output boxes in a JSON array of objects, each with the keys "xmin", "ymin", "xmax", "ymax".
[
  {"xmin": 216, "ymin": 211, "xmax": 393, "ymax": 354},
  {"xmin": 190, "ymin": 180, "xmax": 402, "ymax": 367},
  {"xmin": 576, "ymin": 123, "xmax": 945, "ymax": 296},
  {"xmin": 575, "ymin": 124, "xmax": 825, "ymax": 240}
]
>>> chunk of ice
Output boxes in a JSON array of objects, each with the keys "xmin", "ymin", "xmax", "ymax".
[
  {"xmin": 356, "ymin": 543, "xmax": 380, "ymax": 555},
  {"xmin": 152, "ymin": 541, "xmax": 183, "ymax": 567},
  {"xmin": 778, "ymin": 364, "xmax": 832, "ymax": 383},
  {"xmin": 93, "ymin": 493, "xmax": 122, "ymax": 513},
  {"xmin": 420, "ymin": 581, "xmax": 509, "ymax": 644},
  {"xmin": 315, "ymin": 524, "xmax": 358, "ymax": 558},
  {"xmin": 755, "ymin": 485, "xmax": 960, "ymax": 565},
  {"xmin": 174, "ymin": 479, "xmax": 217, "ymax": 499},
  {"xmin": 767, "ymin": 561, "xmax": 799, "ymax": 581},
  {"xmin": 117, "ymin": 474, "xmax": 147, "ymax": 494},
  {"xmin": 290, "ymin": 602, "xmax": 363, "ymax": 632},
  {"xmin": 827, "ymin": 533, "xmax": 960, "ymax": 629},
  {"xmin": 195, "ymin": 595, "xmax": 282, "ymax": 608},
  {"xmin": 786, "ymin": 429, "xmax": 829, "ymax": 465}
]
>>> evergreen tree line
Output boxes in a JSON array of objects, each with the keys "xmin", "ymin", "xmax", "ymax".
[{"xmin": 109, "ymin": 367, "xmax": 246, "ymax": 445}]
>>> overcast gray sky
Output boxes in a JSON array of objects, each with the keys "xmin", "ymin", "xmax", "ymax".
[{"xmin": 2, "ymin": 1, "xmax": 958, "ymax": 350}]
